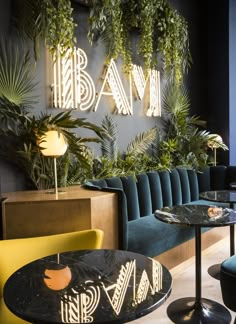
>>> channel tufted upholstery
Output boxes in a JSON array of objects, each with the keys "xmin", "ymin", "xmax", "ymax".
[{"xmin": 85, "ymin": 166, "xmax": 234, "ymax": 257}]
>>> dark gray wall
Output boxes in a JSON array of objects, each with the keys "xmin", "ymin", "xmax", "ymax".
[
  {"xmin": 207, "ymin": 0, "xmax": 229, "ymax": 165},
  {"xmin": 169, "ymin": 0, "xmax": 209, "ymax": 120},
  {"xmin": 0, "ymin": 0, "xmax": 27, "ymax": 192}
]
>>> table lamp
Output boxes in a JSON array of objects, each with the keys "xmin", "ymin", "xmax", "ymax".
[
  {"xmin": 207, "ymin": 134, "xmax": 223, "ymax": 166},
  {"xmin": 40, "ymin": 130, "xmax": 68, "ymax": 196}
]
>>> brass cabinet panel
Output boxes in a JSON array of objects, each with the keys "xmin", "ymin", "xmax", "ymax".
[{"xmin": 1, "ymin": 186, "xmax": 118, "ymax": 249}]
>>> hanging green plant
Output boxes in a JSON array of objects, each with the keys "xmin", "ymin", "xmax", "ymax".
[
  {"xmin": 12, "ymin": 0, "xmax": 77, "ymax": 59},
  {"xmin": 154, "ymin": 2, "xmax": 191, "ymax": 83},
  {"xmin": 88, "ymin": 0, "xmax": 191, "ymax": 81},
  {"xmin": 138, "ymin": 0, "xmax": 156, "ymax": 72},
  {"xmin": 88, "ymin": 0, "xmax": 133, "ymax": 72},
  {"xmin": 43, "ymin": 0, "xmax": 77, "ymax": 56}
]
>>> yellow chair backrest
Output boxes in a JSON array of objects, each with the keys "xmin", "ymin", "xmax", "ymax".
[{"xmin": 0, "ymin": 229, "xmax": 104, "ymax": 323}]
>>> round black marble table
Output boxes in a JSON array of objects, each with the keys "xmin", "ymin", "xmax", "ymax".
[
  {"xmin": 200, "ymin": 190, "xmax": 236, "ymax": 278},
  {"xmin": 155, "ymin": 204, "xmax": 236, "ymax": 324},
  {"xmin": 3, "ymin": 249, "xmax": 172, "ymax": 324}
]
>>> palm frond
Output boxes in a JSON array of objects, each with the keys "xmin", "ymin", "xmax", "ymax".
[
  {"xmin": 126, "ymin": 127, "xmax": 157, "ymax": 156},
  {"xmin": 187, "ymin": 115, "xmax": 207, "ymax": 128},
  {"xmin": 0, "ymin": 38, "xmax": 38, "ymax": 106},
  {"xmin": 100, "ymin": 115, "xmax": 118, "ymax": 159},
  {"xmin": 163, "ymin": 83, "xmax": 190, "ymax": 136}
]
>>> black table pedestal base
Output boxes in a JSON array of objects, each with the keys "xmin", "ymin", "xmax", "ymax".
[
  {"xmin": 208, "ymin": 263, "xmax": 221, "ymax": 280},
  {"xmin": 167, "ymin": 297, "xmax": 231, "ymax": 324}
]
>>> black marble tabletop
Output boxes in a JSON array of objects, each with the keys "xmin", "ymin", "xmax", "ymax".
[
  {"xmin": 200, "ymin": 190, "xmax": 236, "ymax": 203},
  {"xmin": 4, "ymin": 249, "xmax": 172, "ymax": 324},
  {"xmin": 155, "ymin": 204, "xmax": 236, "ymax": 227}
]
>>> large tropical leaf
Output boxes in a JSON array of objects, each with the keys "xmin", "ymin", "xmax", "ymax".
[{"xmin": 0, "ymin": 38, "xmax": 37, "ymax": 106}]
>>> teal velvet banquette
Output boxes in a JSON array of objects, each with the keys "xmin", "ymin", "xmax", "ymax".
[{"xmin": 85, "ymin": 166, "xmax": 236, "ymax": 258}]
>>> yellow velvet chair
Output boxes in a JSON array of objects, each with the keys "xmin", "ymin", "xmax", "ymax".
[{"xmin": 0, "ymin": 229, "xmax": 104, "ymax": 324}]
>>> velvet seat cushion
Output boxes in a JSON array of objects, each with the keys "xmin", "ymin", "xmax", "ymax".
[
  {"xmin": 128, "ymin": 215, "xmax": 195, "ymax": 258},
  {"xmin": 220, "ymin": 255, "xmax": 236, "ymax": 311}
]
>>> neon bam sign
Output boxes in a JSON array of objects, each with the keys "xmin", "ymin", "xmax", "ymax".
[
  {"xmin": 53, "ymin": 47, "xmax": 96, "ymax": 111},
  {"xmin": 52, "ymin": 47, "xmax": 161, "ymax": 117},
  {"xmin": 131, "ymin": 64, "xmax": 161, "ymax": 117}
]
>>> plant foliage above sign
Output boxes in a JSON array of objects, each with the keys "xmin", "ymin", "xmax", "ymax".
[
  {"xmin": 87, "ymin": 0, "xmax": 191, "ymax": 82},
  {"xmin": 12, "ymin": 0, "xmax": 77, "ymax": 59}
]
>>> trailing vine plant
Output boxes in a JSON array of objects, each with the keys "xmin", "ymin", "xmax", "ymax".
[
  {"xmin": 88, "ymin": 0, "xmax": 133, "ymax": 72},
  {"xmin": 155, "ymin": 2, "xmax": 191, "ymax": 83},
  {"xmin": 12, "ymin": 0, "xmax": 77, "ymax": 60},
  {"xmin": 88, "ymin": 0, "xmax": 191, "ymax": 82}
]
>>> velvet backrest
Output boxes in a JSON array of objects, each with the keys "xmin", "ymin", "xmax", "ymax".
[
  {"xmin": 147, "ymin": 171, "xmax": 163, "ymax": 211},
  {"xmin": 85, "ymin": 178, "xmax": 108, "ymax": 189},
  {"xmin": 169, "ymin": 169, "xmax": 182, "ymax": 205},
  {"xmin": 210, "ymin": 165, "xmax": 227, "ymax": 190},
  {"xmin": 158, "ymin": 170, "xmax": 173, "ymax": 207},
  {"xmin": 187, "ymin": 169, "xmax": 200, "ymax": 201},
  {"xmin": 197, "ymin": 167, "xmax": 211, "ymax": 193},
  {"xmin": 177, "ymin": 168, "xmax": 191, "ymax": 204},
  {"xmin": 106, "ymin": 177, "xmax": 123, "ymax": 189},
  {"xmin": 136, "ymin": 173, "xmax": 152, "ymax": 217},
  {"xmin": 120, "ymin": 176, "xmax": 140, "ymax": 220}
]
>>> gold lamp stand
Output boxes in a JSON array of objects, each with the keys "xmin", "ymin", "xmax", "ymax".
[{"xmin": 40, "ymin": 130, "xmax": 68, "ymax": 198}]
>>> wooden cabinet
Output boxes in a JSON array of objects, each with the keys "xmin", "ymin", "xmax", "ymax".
[{"xmin": 1, "ymin": 186, "xmax": 118, "ymax": 249}]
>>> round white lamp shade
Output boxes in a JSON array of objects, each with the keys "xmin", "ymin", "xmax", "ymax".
[
  {"xmin": 40, "ymin": 130, "xmax": 68, "ymax": 157},
  {"xmin": 207, "ymin": 134, "xmax": 223, "ymax": 149}
]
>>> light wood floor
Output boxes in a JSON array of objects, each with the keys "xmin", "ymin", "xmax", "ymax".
[{"xmin": 131, "ymin": 235, "xmax": 235, "ymax": 323}]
